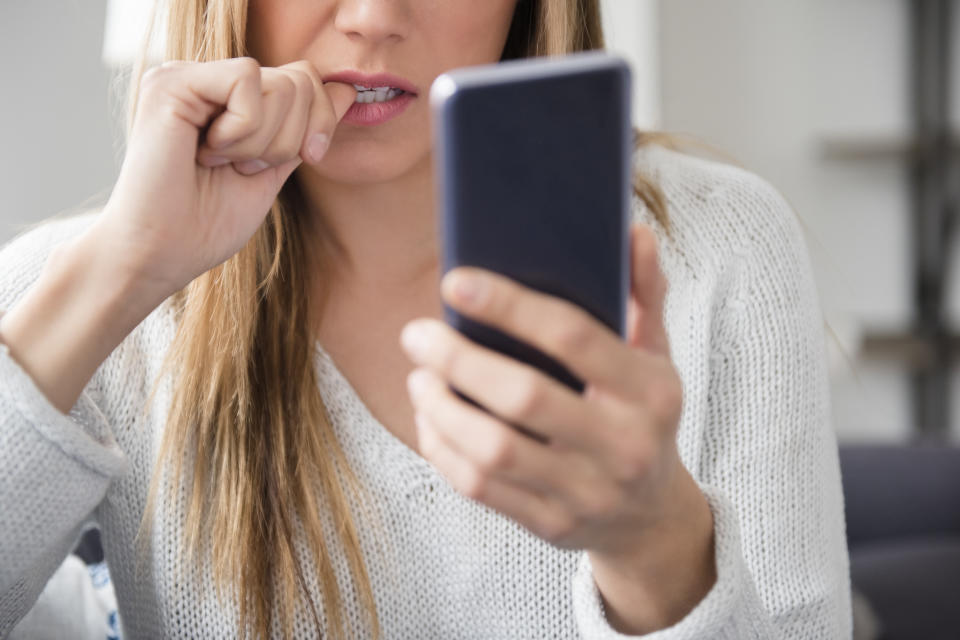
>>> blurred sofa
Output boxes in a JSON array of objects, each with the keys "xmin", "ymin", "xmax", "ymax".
[{"xmin": 840, "ymin": 445, "xmax": 960, "ymax": 640}]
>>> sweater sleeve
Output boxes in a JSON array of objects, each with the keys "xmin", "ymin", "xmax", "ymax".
[
  {"xmin": 569, "ymin": 175, "xmax": 852, "ymax": 638},
  {"xmin": 0, "ymin": 216, "xmax": 128, "ymax": 636}
]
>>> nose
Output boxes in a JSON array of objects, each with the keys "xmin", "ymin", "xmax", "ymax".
[{"xmin": 335, "ymin": 0, "xmax": 408, "ymax": 45}]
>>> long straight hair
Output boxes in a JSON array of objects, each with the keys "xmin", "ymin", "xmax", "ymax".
[{"xmin": 143, "ymin": 1, "xmax": 670, "ymax": 638}]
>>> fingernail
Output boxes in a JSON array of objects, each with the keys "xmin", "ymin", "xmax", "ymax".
[
  {"xmin": 401, "ymin": 321, "xmax": 431, "ymax": 359},
  {"xmin": 407, "ymin": 368, "xmax": 430, "ymax": 398},
  {"xmin": 234, "ymin": 158, "xmax": 270, "ymax": 174},
  {"xmin": 306, "ymin": 133, "xmax": 330, "ymax": 163},
  {"xmin": 447, "ymin": 272, "xmax": 484, "ymax": 307}
]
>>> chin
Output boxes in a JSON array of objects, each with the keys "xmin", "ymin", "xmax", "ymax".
[{"xmin": 310, "ymin": 141, "xmax": 430, "ymax": 186}]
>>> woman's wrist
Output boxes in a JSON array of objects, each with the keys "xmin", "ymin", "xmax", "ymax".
[
  {"xmin": 587, "ymin": 466, "xmax": 716, "ymax": 634},
  {"xmin": 0, "ymin": 223, "xmax": 169, "ymax": 413}
]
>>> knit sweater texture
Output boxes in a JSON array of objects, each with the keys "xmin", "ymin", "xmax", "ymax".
[{"xmin": 0, "ymin": 144, "xmax": 851, "ymax": 638}]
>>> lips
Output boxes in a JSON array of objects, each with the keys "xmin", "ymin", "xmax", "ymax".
[
  {"xmin": 322, "ymin": 70, "xmax": 419, "ymax": 127},
  {"xmin": 322, "ymin": 70, "xmax": 419, "ymax": 95}
]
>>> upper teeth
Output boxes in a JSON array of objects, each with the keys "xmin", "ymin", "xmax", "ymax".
[{"xmin": 352, "ymin": 84, "xmax": 404, "ymax": 104}]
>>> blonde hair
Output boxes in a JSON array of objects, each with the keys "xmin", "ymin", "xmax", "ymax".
[{"xmin": 142, "ymin": 1, "xmax": 669, "ymax": 639}]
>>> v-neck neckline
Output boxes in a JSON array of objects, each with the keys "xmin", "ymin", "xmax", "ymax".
[{"xmin": 312, "ymin": 341, "xmax": 432, "ymax": 471}]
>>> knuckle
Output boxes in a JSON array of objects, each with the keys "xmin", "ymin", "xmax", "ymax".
[
  {"xmin": 229, "ymin": 119, "xmax": 258, "ymax": 142},
  {"xmin": 235, "ymin": 136, "xmax": 270, "ymax": 161},
  {"xmin": 219, "ymin": 111, "xmax": 261, "ymax": 144},
  {"xmin": 418, "ymin": 430, "xmax": 438, "ymax": 459},
  {"xmin": 433, "ymin": 393, "xmax": 460, "ymax": 427},
  {"xmin": 579, "ymin": 485, "xmax": 621, "ymax": 520},
  {"xmin": 275, "ymin": 74, "xmax": 297, "ymax": 100},
  {"xmin": 537, "ymin": 511, "xmax": 576, "ymax": 545},
  {"xmin": 436, "ymin": 341, "xmax": 463, "ymax": 377},
  {"xmin": 461, "ymin": 467, "xmax": 488, "ymax": 501},
  {"xmin": 288, "ymin": 70, "xmax": 315, "ymax": 98},
  {"xmin": 286, "ymin": 59, "xmax": 321, "ymax": 79},
  {"xmin": 234, "ymin": 56, "xmax": 260, "ymax": 77},
  {"xmin": 478, "ymin": 283, "xmax": 508, "ymax": 318},
  {"xmin": 506, "ymin": 373, "xmax": 545, "ymax": 422},
  {"xmin": 140, "ymin": 65, "xmax": 171, "ymax": 93},
  {"xmin": 614, "ymin": 438, "xmax": 652, "ymax": 482},
  {"xmin": 479, "ymin": 429, "xmax": 516, "ymax": 473},
  {"xmin": 232, "ymin": 158, "xmax": 271, "ymax": 176},
  {"xmin": 551, "ymin": 315, "xmax": 592, "ymax": 356},
  {"xmin": 259, "ymin": 144, "xmax": 297, "ymax": 166},
  {"xmin": 648, "ymin": 374, "xmax": 683, "ymax": 422}
]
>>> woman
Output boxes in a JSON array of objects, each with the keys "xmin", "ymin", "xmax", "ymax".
[{"xmin": 0, "ymin": 0, "xmax": 851, "ymax": 638}]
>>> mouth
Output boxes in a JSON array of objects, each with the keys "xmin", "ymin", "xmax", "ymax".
[
  {"xmin": 323, "ymin": 71, "xmax": 418, "ymax": 126},
  {"xmin": 351, "ymin": 84, "xmax": 408, "ymax": 104},
  {"xmin": 322, "ymin": 71, "xmax": 419, "ymax": 104}
]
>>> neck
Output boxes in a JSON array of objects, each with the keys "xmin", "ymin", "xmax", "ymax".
[{"xmin": 296, "ymin": 155, "xmax": 440, "ymax": 299}]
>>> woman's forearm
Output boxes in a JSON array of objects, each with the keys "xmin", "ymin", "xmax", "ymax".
[{"xmin": 0, "ymin": 222, "xmax": 169, "ymax": 413}]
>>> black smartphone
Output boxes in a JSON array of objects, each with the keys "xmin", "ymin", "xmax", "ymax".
[{"xmin": 430, "ymin": 52, "xmax": 632, "ymax": 394}]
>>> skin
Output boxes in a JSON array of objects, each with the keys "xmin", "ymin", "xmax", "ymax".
[{"xmin": 0, "ymin": 0, "xmax": 716, "ymax": 633}]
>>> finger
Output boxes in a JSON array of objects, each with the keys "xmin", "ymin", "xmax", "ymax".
[
  {"xmin": 198, "ymin": 69, "xmax": 296, "ymax": 172},
  {"xmin": 415, "ymin": 412, "xmax": 575, "ymax": 545},
  {"xmin": 275, "ymin": 61, "xmax": 356, "ymax": 164},
  {"xmin": 297, "ymin": 81, "xmax": 356, "ymax": 164},
  {"xmin": 440, "ymin": 268, "xmax": 647, "ymax": 399},
  {"xmin": 629, "ymin": 224, "xmax": 671, "ymax": 356},
  {"xmin": 136, "ymin": 58, "xmax": 263, "ymax": 155},
  {"xmin": 401, "ymin": 318, "xmax": 598, "ymax": 448},
  {"xmin": 245, "ymin": 67, "xmax": 314, "ymax": 167},
  {"xmin": 307, "ymin": 82, "xmax": 353, "ymax": 164},
  {"xmin": 407, "ymin": 367, "xmax": 583, "ymax": 494},
  {"xmin": 626, "ymin": 297, "xmax": 641, "ymax": 346},
  {"xmin": 184, "ymin": 57, "xmax": 265, "ymax": 149}
]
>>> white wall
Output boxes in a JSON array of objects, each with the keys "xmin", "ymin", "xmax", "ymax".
[
  {"xmin": 601, "ymin": 0, "xmax": 660, "ymax": 129},
  {"xmin": 660, "ymin": 0, "xmax": 960, "ymax": 442},
  {"xmin": 0, "ymin": 1, "xmax": 119, "ymax": 245}
]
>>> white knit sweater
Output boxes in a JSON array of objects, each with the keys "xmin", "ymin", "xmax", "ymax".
[{"xmin": 0, "ymin": 144, "xmax": 851, "ymax": 639}]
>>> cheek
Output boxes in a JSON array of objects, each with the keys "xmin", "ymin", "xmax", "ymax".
[
  {"xmin": 423, "ymin": 2, "xmax": 518, "ymax": 67},
  {"xmin": 247, "ymin": 0, "xmax": 328, "ymax": 65}
]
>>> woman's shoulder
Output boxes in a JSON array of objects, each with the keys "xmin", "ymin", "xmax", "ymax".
[
  {"xmin": 633, "ymin": 142, "xmax": 807, "ymax": 275},
  {"xmin": 0, "ymin": 211, "xmax": 100, "ymax": 311}
]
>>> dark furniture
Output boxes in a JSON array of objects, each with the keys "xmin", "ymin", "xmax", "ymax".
[{"xmin": 841, "ymin": 445, "xmax": 960, "ymax": 640}]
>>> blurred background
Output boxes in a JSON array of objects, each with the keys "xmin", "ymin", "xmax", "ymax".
[{"xmin": 2, "ymin": 1, "xmax": 959, "ymax": 639}]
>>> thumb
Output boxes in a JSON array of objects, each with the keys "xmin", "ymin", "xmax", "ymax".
[{"xmin": 628, "ymin": 223, "xmax": 671, "ymax": 356}]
